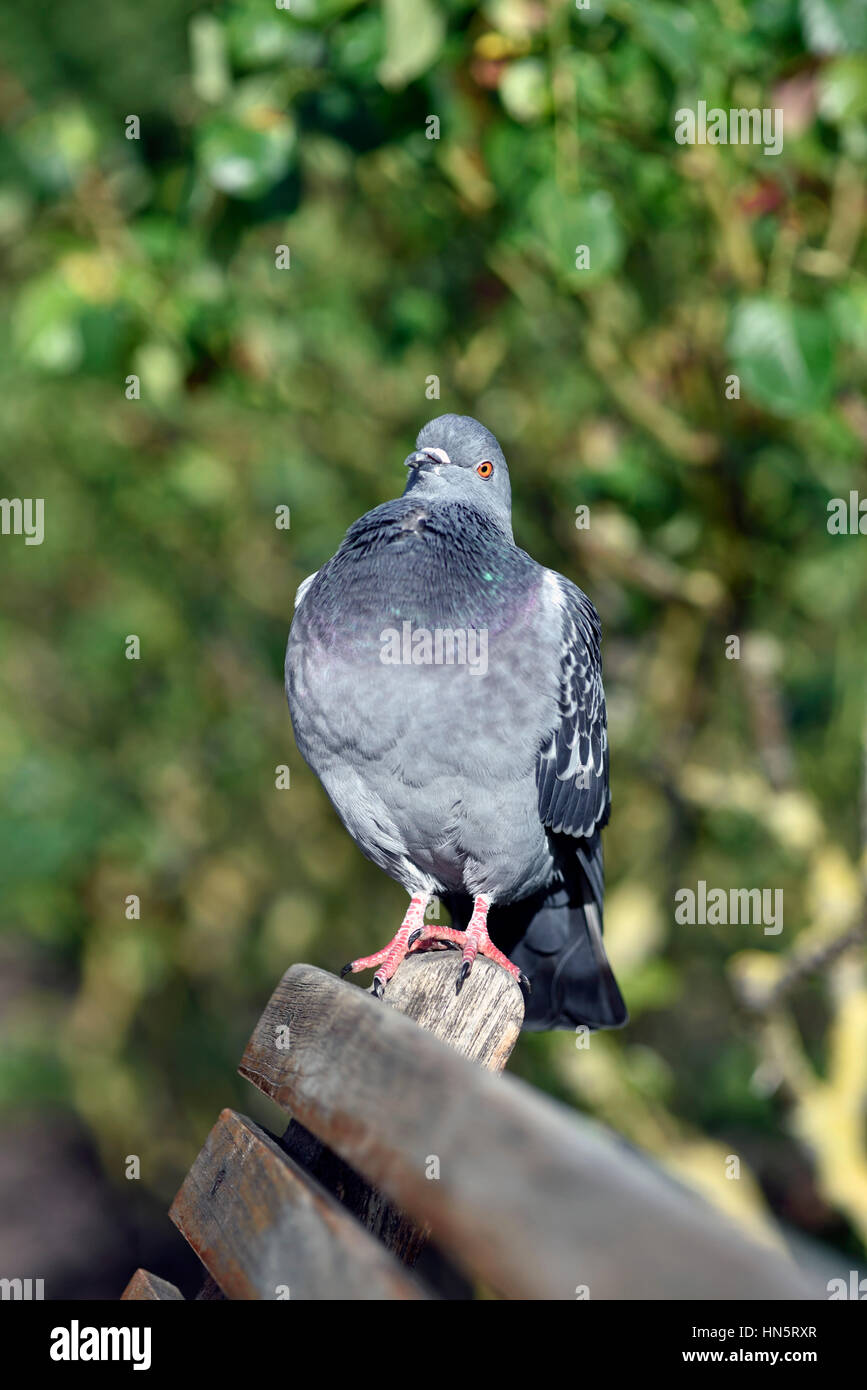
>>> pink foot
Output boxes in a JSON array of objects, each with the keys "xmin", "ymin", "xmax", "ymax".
[
  {"xmin": 408, "ymin": 896, "xmax": 530, "ymax": 996},
  {"xmin": 341, "ymin": 893, "xmax": 433, "ymax": 999}
]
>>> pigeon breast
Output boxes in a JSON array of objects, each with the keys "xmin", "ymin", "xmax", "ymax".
[{"xmin": 286, "ymin": 496, "xmax": 563, "ymax": 900}]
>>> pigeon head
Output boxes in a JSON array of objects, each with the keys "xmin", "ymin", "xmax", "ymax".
[{"xmin": 403, "ymin": 414, "xmax": 513, "ymax": 535}]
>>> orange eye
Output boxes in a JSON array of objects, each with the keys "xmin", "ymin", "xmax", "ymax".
[{"xmin": 476, "ymin": 461, "xmax": 494, "ymax": 479}]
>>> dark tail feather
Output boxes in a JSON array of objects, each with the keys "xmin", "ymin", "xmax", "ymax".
[
  {"xmin": 508, "ymin": 894, "xmax": 627, "ymax": 1031},
  {"xmin": 484, "ymin": 835, "xmax": 628, "ymax": 1032}
]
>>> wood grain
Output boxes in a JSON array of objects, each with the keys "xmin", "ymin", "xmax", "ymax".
[
  {"xmin": 169, "ymin": 1108, "xmax": 426, "ymax": 1300},
  {"xmin": 376, "ymin": 950, "xmax": 523, "ymax": 1072},
  {"xmin": 240, "ymin": 964, "xmax": 827, "ymax": 1301},
  {"xmin": 279, "ymin": 951, "xmax": 522, "ymax": 1293},
  {"xmin": 121, "ymin": 1269, "xmax": 184, "ymax": 1301}
]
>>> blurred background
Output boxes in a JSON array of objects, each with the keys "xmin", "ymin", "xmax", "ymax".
[{"xmin": 0, "ymin": 0, "xmax": 866, "ymax": 1299}]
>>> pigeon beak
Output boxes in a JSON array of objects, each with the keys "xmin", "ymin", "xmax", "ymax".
[{"xmin": 404, "ymin": 447, "xmax": 451, "ymax": 471}]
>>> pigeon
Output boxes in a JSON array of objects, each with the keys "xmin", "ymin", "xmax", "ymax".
[{"xmin": 285, "ymin": 414, "xmax": 627, "ymax": 1031}]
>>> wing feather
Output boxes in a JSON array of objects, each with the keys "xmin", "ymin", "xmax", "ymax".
[{"xmin": 536, "ymin": 572, "xmax": 610, "ymax": 839}]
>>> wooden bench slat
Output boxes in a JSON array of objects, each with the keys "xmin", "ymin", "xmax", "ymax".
[
  {"xmin": 279, "ymin": 951, "xmax": 522, "ymax": 1290},
  {"xmin": 239, "ymin": 964, "xmax": 825, "ymax": 1301},
  {"xmin": 169, "ymin": 1109, "xmax": 427, "ymax": 1301},
  {"xmin": 121, "ymin": 1269, "xmax": 184, "ymax": 1301}
]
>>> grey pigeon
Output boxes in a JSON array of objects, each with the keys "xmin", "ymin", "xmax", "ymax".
[{"xmin": 285, "ymin": 415, "xmax": 627, "ymax": 1030}]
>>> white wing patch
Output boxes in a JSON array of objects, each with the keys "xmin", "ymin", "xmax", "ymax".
[{"xmin": 294, "ymin": 571, "xmax": 319, "ymax": 610}]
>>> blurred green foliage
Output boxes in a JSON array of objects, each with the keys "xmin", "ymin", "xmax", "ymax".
[{"xmin": 1, "ymin": 0, "xmax": 865, "ymax": 1273}]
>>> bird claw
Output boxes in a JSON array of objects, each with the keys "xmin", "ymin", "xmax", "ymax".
[
  {"xmin": 342, "ymin": 907, "xmax": 528, "ymax": 1004},
  {"xmin": 408, "ymin": 925, "xmax": 458, "ymax": 953}
]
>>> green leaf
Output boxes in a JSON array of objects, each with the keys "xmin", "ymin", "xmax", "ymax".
[
  {"xmin": 830, "ymin": 285, "xmax": 867, "ymax": 355},
  {"xmin": 800, "ymin": 0, "xmax": 867, "ymax": 54},
  {"xmin": 729, "ymin": 299, "xmax": 836, "ymax": 417},
  {"xmin": 527, "ymin": 183, "xmax": 625, "ymax": 286},
  {"xmin": 630, "ymin": 2, "xmax": 699, "ymax": 81},
  {"xmin": 13, "ymin": 275, "xmax": 85, "ymax": 373},
  {"xmin": 196, "ymin": 112, "xmax": 296, "ymax": 199},
  {"xmin": 378, "ymin": 0, "xmax": 445, "ymax": 90},
  {"xmin": 225, "ymin": 3, "xmax": 325, "ymax": 69},
  {"xmin": 819, "ymin": 56, "xmax": 867, "ymax": 123},
  {"xmin": 499, "ymin": 59, "xmax": 551, "ymax": 124},
  {"xmin": 13, "ymin": 106, "xmax": 99, "ymax": 194}
]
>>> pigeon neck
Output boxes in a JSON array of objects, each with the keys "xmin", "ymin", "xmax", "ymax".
[{"xmin": 432, "ymin": 498, "xmax": 515, "ymax": 545}]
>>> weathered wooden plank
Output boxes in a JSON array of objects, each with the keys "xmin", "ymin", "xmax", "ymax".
[
  {"xmin": 276, "ymin": 951, "xmax": 521, "ymax": 1294},
  {"xmin": 121, "ymin": 1269, "xmax": 184, "ymax": 1301},
  {"xmin": 240, "ymin": 964, "xmax": 827, "ymax": 1301},
  {"xmin": 169, "ymin": 1108, "xmax": 427, "ymax": 1300},
  {"xmin": 377, "ymin": 950, "xmax": 524, "ymax": 1071},
  {"xmin": 278, "ymin": 1114, "xmax": 474, "ymax": 1299}
]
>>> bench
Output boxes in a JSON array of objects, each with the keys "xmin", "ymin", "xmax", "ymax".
[{"xmin": 122, "ymin": 952, "xmax": 828, "ymax": 1300}]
